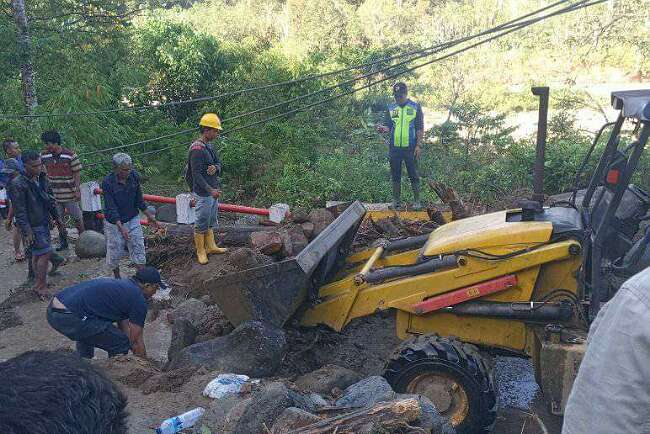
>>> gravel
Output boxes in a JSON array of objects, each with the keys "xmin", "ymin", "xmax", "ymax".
[{"xmin": 494, "ymin": 356, "xmax": 540, "ymax": 410}]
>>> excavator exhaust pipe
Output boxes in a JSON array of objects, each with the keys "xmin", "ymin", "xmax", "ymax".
[
  {"xmin": 532, "ymin": 86, "xmax": 550, "ymax": 204},
  {"xmin": 206, "ymin": 201, "xmax": 366, "ymax": 327}
]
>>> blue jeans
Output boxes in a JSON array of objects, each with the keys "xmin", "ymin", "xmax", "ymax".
[
  {"xmin": 46, "ymin": 303, "xmax": 130, "ymax": 359},
  {"xmin": 194, "ymin": 194, "xmax": 219, "ymax": 232}
]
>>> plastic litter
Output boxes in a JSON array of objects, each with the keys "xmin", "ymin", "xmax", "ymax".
[
  {"xmin": 154, "ymin": 407, "xmax": 205, "ymax": 434},
  {"xmin": 203, "ymin": 373, "xmax": 250, "ymax": 399}
]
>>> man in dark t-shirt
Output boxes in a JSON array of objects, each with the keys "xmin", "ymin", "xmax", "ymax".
[{"xmin": 46, "ymin": 266, "xmax": 166, "ymax": 359}]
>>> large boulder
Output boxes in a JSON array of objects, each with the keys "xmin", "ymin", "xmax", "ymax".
[
  {"xmin": 307, "ymin": 209, "xmax": 334, "ymax": 237},
  {"xmin": 250, "ymin": 231, "xmax": 283, "ymax": 255},
  {"xmin": 335, "ymin": 376, "xmax": 396, "ymax": 408},
  {"xmin": 170, "ymin": 298, "xmax": 207, "ymax": 327},
  {"xmin": 166, "ymin": 320, "xmax": 287, "ymax": 377},
  {"xmin": 271, "ymin": 407, "xmax": 320, "ymax": 434},
  {"xmin": 74, "ymin": 230, "xmax": 106, "ymax": 258},
  {"xmin": 280, "ymin": 225, "xmax": 309, "ymax": 257},
  {"xmin": 295, "ymin": 365, "xmax": 362, "ymax": 395},
  {"xmin": 155, "ymin": 204, "xmax": 177, "ymax": 223},
  {"xmin": 167, "ymin": 319, "xmax": 196, "ymax": 362},
  {"xmin": 223, "ymin": 382, "xmax": 293, "ymax": 434}
]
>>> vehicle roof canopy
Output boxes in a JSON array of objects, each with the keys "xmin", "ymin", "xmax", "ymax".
[{"xmin": 611, "ymin": 90, "xmax": 650, "ymax": 121}]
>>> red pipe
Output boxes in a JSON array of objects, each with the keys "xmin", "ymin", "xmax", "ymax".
[
  {"xmin": 93, "ymin": 188, "xmax": 270, "ymax": 216},
  {"xmin": 143, "ymin": 193, "xmax": 176, "ymax": 205}
]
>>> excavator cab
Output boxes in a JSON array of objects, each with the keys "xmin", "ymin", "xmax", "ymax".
[{"xmin": 209, "ymin": 89, "xmax": 650, "ymax": 433}]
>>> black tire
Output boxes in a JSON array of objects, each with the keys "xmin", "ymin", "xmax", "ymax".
[{"xmin": 383, "ymin": 335, "xmax": 497, "ymax": 434}]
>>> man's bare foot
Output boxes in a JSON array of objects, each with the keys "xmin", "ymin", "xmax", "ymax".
[{"xmin": 32, "ymin": 290, "xmax": 48, "ymax": 302}]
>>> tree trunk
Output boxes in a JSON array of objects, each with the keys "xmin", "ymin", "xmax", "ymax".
[
  {"xmin": 10, "ymin": 0, "xmax": 38, "ymax": 115},
  {"xmin": 288, "ymin": 399, "xmax": 422, "ymax": 434}
]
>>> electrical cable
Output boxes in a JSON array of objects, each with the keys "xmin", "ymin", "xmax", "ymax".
[
  {"xmin": 84, "ymin": 0, "xmax": 604, "ymax": 167},
  {"xmin": 82, "ymin": 0, "xmax": 585, "ymax": 157},
  {"xmin": 0, "ymin": 0, "xmax": 577, "ymax": 120}
]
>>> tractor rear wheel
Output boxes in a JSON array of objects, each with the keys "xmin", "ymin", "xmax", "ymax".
[{"xmin": 383, "ymin": 335, "xmax": 497, "ymax": 434}]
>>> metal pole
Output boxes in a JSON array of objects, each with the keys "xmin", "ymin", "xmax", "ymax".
[{"xmin": 531, "ymin": 86, "xmax": 549, "ymax": 203}]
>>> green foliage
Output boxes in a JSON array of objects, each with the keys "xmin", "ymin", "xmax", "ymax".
[{"xmin": 1, "ymin": 0, "xmax": 648, "ymax": 209}]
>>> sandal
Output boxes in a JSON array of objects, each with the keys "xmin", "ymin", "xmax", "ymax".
[{"xmin": 15, "ymin": 252, "xmax": 25, "ymax": 262}]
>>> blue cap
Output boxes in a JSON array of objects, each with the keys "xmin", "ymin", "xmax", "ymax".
[{"xmin": 134, "ymin": 266, "xmax": 168, "ymax": 289}]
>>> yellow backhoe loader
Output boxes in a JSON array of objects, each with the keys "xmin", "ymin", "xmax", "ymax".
[{"xmin": 207, "ymin": 88, "xmax": 650, "ymax": 433}]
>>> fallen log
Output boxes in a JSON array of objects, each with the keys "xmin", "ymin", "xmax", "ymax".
[
  {"xmin": 161, "ymin": 224, "xmax": 277, "ymax": 246},
  {"xmin": 287, "ymin": 398, "xmax": 422, "ymax": 434},
  {"xmin": 427, "ymin": 180, "xmax": 471, "ymax": 220}
]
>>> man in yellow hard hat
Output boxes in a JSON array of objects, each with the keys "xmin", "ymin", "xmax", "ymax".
[{"xmin": 185, "ymin": 113, "xmax": 227, "ymax": 264}]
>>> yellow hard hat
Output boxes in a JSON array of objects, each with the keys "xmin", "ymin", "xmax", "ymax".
[{"xmin": 199, "ymin": 113, "xmax": 223, "ymax": 130}]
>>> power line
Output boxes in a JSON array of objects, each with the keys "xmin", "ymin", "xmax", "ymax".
[
  {"xmin": 85, "ymin": 0, "xmax": 604, "ymax": 167},
  {"xmin": 0, "ymin": 0, "xmax": 575, "ymax": 120},
  {"xmin": 82, "ymin": 0, "xmax": 584, "ymax": 157}
]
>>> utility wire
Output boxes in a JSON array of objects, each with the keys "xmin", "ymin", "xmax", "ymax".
[
  {"xmin": 82, "ymin": 0, "xmax": 586, "ymax": 157},
  {"xmin": 0, "ymin": 0, "xmax": 576, "ymax": 120},
  {"xmin": 84, "ymin": 0, "xmax": 603, "ymax": 168}
]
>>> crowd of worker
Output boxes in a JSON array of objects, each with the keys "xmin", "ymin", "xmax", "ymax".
[
  {"xmin": 0, "ymin": 83, "xmax": 422, "ymax": 363},
  {"xmin": 0, "ymin": 108, "xmax": 237, "ymax": 359}
]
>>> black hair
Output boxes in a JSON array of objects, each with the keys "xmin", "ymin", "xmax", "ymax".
[
  {"xmin": 41, "ymin": 130, "xmax": 61, "ymax": 145},
  {"xmin": 0, "ymin": 351, "xmax": 128, "ymax": 434},
  {"xmin": 22, "ymin": 150, "xmax": 41, "ymax": 164},
  {"xmin": 2, "ymin": 138, "xmax": 17, "ymax": 153}
]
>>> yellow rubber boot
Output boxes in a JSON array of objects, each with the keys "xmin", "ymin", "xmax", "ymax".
[
  {"xmin": 205, "ymin": 229, "xmax": 227, "ymax": 255},
  {"xmin": 194, "ymin": 232, "xmax": 209, "ymax": 265}
]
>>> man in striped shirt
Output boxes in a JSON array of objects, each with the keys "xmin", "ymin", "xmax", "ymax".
[{"xmin": 40, "ymin": 130, "xmax": 84, "ymax": 250}]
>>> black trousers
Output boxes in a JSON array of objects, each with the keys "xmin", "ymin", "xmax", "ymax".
[{"xmin": 389, "ymin": 148, "xmax": 419, "ymax": 184}]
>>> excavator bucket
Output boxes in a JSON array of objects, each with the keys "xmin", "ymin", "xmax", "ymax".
[{"xmin": 206, "ymin": 201, "xmax": 366, "ymax": 327}]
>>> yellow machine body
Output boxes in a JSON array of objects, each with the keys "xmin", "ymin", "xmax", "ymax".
[{"xmin": 300, "ymin": 210, "xmax": 583, "ymax": 358}]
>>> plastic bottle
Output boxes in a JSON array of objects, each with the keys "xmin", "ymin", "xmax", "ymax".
[{"xmin": 154, "ymin": 407, "xmax": 205, "ymax": 434}]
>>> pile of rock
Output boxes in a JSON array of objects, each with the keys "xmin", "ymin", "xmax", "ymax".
[
  {"xmin": 198, "ymin": 368, "xmax": 456, "ymax": 434},
  {"xmin": 249, "ymin": 208, "xmax": 335, "ymax": 259},
  {"xmin": 166, "ymin": 298, "xmax": 234, "ymax": 362}
]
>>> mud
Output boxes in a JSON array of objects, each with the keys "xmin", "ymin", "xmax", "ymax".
[
  {"xmin": 280, "ymin": 312, "xmax": 401, "ymax": 378},
  {"xmin": 152, "ymin": 246, "xmax": 274, "ymax": 299}
]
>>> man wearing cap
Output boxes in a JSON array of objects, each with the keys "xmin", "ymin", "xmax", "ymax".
[
  {"xmin": 47, "ymin": 266, "xmax": 165, "ymax": 359},
  {"xmin": 377, "ymin": 82, "xmax": 425, "ymax": 210},
  {"xmin": 102, "ymin": 152, "xmax": 159, "ymax": 279},
  {"xmin": 186, "ymin": 113, "xmax": 227, "ymax": 265}
]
